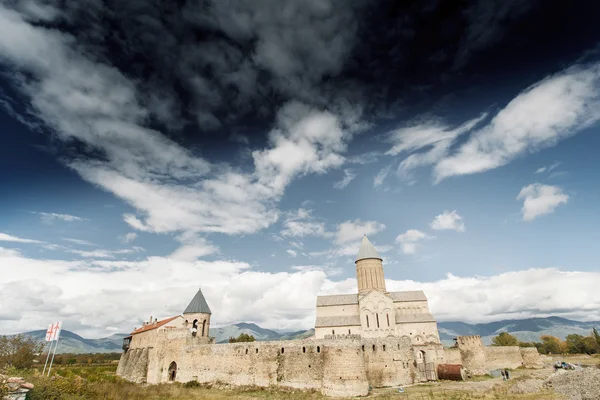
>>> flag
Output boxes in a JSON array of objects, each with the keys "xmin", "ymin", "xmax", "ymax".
[
  {"xmin": 45, "ymin": 324, "xmax": 53, "ymax": 341},
  {"xmin": 48, "ymin": 322, "xmax": 63, "ymax": 341}
]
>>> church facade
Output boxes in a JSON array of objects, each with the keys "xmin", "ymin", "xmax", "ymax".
[
  {"xmin": 315, "ymin": 235, "xmax": 440, "ymax": 344},
  {"xmin": 117, "ymin": 236, "xmax": 542, "ymax": 397}
]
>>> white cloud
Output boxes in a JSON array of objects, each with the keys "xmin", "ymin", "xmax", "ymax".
[
  {"xmin": 280, "ymin": 208, "xmax": 327, "ymax": 238},
  {"xmin": 386, "ymin": 114, "xmax": 487, "ymax": 181},
  {"xmin": 517, "ymin": 183, "xmax": 569, "ymax": 221},
  {"xmin": 373, "ymin": 164, "xmax": 391, "ymax": 188},
  {"xmin": 0, "ymin": 6, "xmax": 361, "ymax": 241},
  {"xmin": 333, "ymin": 168, "xmax": 356, "ymax": 189},
  {"xmin": 430, "ymin": 210, "xmax": 465, "ymax": 232},
  {"xmin": 286, "ymin": 249, "xmax": 298, "ymax": 257},
  {"xmin": 384, "ymin": 62, "xmax": 600, "ymax": 183},
  {"xmin": 335, "ymin": 219, "xmax": 386, "ymax": 244},
  {"xmin": 535, "ymin": 161, "xmax": 561, "ymax": 174},
  {"xmin": 121, "ymin": 233, "xmax": 137, "ymax": 244},
  {"xmin": 2, "ymin": 247, "xmax": 599, "ymax": 336},
  {"xmin": 33, "ymin": 212, "xmax": 84, "ymax": 224},
  {"xmin": 68, "ymin": 247, "xmax": 146, "ymax": 259},
  {"xmin": 63, "ymin": 238, "xmax": 95, "ymax": 246},
  {"xmin": 395, "ymin": 229, "xmax": 434, "ymax": 255},
  {"xmin": 0, "ymin": 233, "xmax": 43, "ymax": 244},
  {"xmin": 434, "ymin": 63, "xmax": 600, "ymax": 181}
]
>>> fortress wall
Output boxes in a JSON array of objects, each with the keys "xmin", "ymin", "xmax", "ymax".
[
  {"xmin": 520, "ymin": 347, "xmax": 543, "ymax": 369},
  {"xmin": 443, "ymin": 348, "xmax": 462, "ymax": 364},
  {"xmin": 362, "ymin": 338, "xmax": 416, "ymax": 387},
  {"xmin": 456, "ymin": 335, "xmax": 488, "ymax": 376},
  {"xmin": 484, "ymin": 346, "xmax": 524, "ymax": 370},
  {"xmin": 322, "ymin": 341, "xmax": 369, "ymax": 397},
  {"xmin": 315, "ymin": 326, "xmax": 361, "ymax": 338}
]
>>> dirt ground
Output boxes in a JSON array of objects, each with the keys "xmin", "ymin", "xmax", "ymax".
[{"xmin": 369, "ymin": 356, "xmax": 600, "ymax": 400}]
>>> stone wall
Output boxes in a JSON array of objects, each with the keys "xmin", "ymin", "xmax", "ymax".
[
  {"xmin": 484, "ymin": 346, "xmax": 524, "ymax": 370},
  {"xmin": 119, "ymin": 332, "xmax": 435, "ymax": 397},
  {"xmin": 520, "ymin": 348, "xmax": 543, "ymax": 369},
  {"xmin": 456, "ymin": 335, "xmax": 488, "ymax": 376},
  {"xmin": 443, "ymin": 348, "xmax": 462, "ymax": 364}
]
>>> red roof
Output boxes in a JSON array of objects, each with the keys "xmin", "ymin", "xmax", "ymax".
[{"xmin": 131, "ymin": 315, "xmax": 180, "ymax": 335}]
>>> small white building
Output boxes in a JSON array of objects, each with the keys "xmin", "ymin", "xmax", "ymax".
[{"xmin": 314, "ymin": 235, "xmax": 441, "ymax": 344}]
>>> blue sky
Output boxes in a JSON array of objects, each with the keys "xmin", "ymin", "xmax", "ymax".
[{"xmin": 1, "ymin": 0, "xmax": 600, "ymax": 337}]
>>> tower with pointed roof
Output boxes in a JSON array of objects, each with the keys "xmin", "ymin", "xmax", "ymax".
[
  {"xmin": 355, "ymin": 235, "xmax": 386, "ymax": 294},
  {"xmin": 183, "ymin": 288, "xmax": 212, "ymax": 338},
  {"xmin": 314, "ymin": 236, "xmax": 441, "ymax": 342}
]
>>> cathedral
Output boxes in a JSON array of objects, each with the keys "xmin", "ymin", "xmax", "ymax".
[
  {"xmin": 315, "ymin": 235, "xmax": 440, "ymax": 343},
  {"xmin": 117, "ymin": 235, "xmax": 541, "ymax": 397}
]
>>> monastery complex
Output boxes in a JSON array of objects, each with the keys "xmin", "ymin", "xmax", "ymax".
[{"xmin": 117, "ymin": 236, "xmax": 543, "ymax": 397}]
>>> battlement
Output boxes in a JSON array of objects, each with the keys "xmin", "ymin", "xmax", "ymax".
[
  {"xmin": 322, "ymin": 334, "xmax": 362, "ymax": 341},
  {"xmin": 456, "ymin": 335, "xmax": 484, "ymax": 346}
]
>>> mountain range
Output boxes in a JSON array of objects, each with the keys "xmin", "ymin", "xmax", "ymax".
[{"xmin": 15, "ymin": 317, "xmax": 600, "ymax": 354}]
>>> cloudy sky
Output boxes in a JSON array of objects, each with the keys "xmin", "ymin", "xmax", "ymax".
[{"xmin": 1, "ymin": 0, "xmax": 600, "ymax": 338}]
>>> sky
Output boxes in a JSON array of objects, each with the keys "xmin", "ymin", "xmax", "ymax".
[{"xmin": 1, "ymin": 0, "xmax": 600, "ymax": 338}]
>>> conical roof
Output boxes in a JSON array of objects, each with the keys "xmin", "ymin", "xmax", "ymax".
[
  {"xmin": 355, "ymin": 235, "xmax": 382, "ymax": 262},
  {"xmin": 183, "ymin": 288, "xmax": 212, "ymax": 314}
]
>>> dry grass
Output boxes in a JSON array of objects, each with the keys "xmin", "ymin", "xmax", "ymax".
[{"xmin": 16, "ymin": 361, "xmax": 588, "ymax": 399}]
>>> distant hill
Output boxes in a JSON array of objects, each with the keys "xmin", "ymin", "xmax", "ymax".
[
  {"xmin": 13, "ymin": 316, "xmax": 599, "ymax": 353},
  {"xmin": 211, "ymin": 323, "xmax": 313, "ymax": 343},
  {"xmin": 438, "ymin": 317, "xmax": 600, "ymax": 346},
  {"xmin": 20, "ymin": 330, "xmax": 126, "ymax": 354}
]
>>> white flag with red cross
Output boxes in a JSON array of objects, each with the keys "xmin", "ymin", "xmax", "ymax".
[
  {"xmin": 45, "ymin": 324, "xmax": 53, "ymax": 341},
  {"xmin": 47, "ymin": 322, "xmax": 62, "ymax": 341}
]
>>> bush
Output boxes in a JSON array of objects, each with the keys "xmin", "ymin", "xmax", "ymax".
[
  {"xmin": 491, "ymin": 332, "xmax": 519, "ymax": 347},
  {"xmin": 0, "ymin": 335, "xmax": 44, "ymax": 369},
  {"xmin": 183, "ymin": 380, "xmax": 201, "ymax": 388},
  {"xmin": 228, "ymin": 333, "xmax": 256, "ymax": 343}
]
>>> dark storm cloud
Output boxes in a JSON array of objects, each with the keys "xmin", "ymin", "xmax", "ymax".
[{"xmin": 44, "ymin": 0, "xmax": 368, "ymax": 133}]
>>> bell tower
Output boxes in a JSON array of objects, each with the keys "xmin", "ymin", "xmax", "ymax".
[
  {"xmin": 183, "ymin": 288, "xmax": 212, "ymax": 338},
  {"xmin": 355, "ymin": 235, "xmax": 386, "ymax": 295}
]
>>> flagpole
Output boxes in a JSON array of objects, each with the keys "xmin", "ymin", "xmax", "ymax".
[
  {"xmin": 47, "ymin": 337, "xmax": 59, "ymax": 376},
  {"xmin": 42, "ymin": 340, "xmax": 53, "ymax": 375}
]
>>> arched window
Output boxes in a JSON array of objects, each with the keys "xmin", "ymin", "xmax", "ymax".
[
  {"xmin": 192, "ymin": 320, "xmax": 198, "ymax": 337},
  {"xmin": 256, "ymin": 348, "xmax": 258, "ymax": 353},
  {"xmin": 362, "ymin": 345, "xmax": 365, "ymax": 352},
  {"xmin": 303, "ymin": 347, "xmax": 306, "ymax": 353},
  {"xmin": 366, "ymin": 315, "xmax": 369, "ymax": 328},
  {"xmin": 245, "ymin": 349, "xmax": 248, "ymax": 355},
  {"xmin": 332, "ymin": 329, "xmax": 335, "ymax": 335},
  {"xmin": 372, "ymin": 344, "xmax": 375, "ymax": 352},
  {"xmin": 281, "ymin": 347, "xmax": 285, "ymax": 354},
  {"xmin": 386, "ymin": 314, "xmax": 390, "ymax": 327},
  {"xmin": 201, "ymin": 320, "xmax": 206, "ymax": 337},
  {"xmin": 317, "ymin": 346, "xmax": 320, "ymax": 353},
  {"xmin": 383, "ymin": 344, "xmax": 386, "ymax": 351},
  {"xmin": 348, "ymin": 329, "xmax": 351, "ymax": 335},
  {"xmin": 168, "ymin": 361, "xmax": 177, "ymax": 381},
  {"xmin": 376, "ymin": 314, "xmax": 380, "ymax": 328}
]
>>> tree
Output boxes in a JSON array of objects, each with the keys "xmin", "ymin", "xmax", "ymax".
[
  {"xmin": 566, "ymin": 334, "xmax": 586, "ymax": 354},
  {"xmin": 540, "ymin": 335, "xmax": 565, "ymax": 355},
  {"xmin": 228, "ymin": 333, "xmax": 256, "ymax": 343},
  {"xmin": 593, "ymin": 328, "xmax": 600, "ymax": 347},
  {"xmin": 491, "ymin": 332, "xmax": 519, "ymax": 346},
  {"xmin": 0, "ymin": 335, "xmax": 44, "ymax": 369}
]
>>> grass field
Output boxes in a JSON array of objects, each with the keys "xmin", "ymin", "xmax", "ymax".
[{"xmin": 11, "ymin": 356, "xmax": 599, "ymax": 399}]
